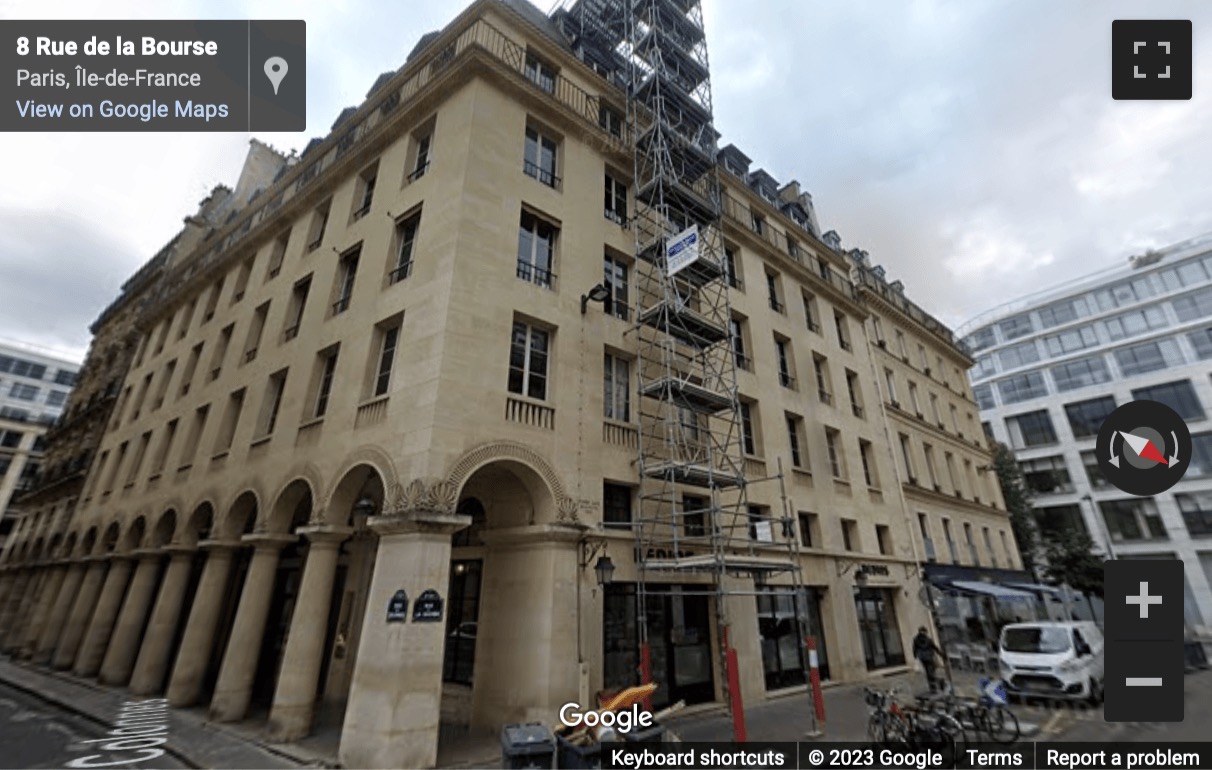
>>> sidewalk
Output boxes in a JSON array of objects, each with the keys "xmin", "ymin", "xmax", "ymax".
[{"xmin": 0, "ymin": 658, "xmax": 323, "ymax": 769}]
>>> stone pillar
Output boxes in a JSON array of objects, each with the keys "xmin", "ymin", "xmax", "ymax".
[
  {"xmin": 99, "ymin": 552, "xmax": 164, "ymax": 686},
  {"xmin": 0, "ymin": 569, "xmax": 35, "ymax": 651},
  {"xmin": 74, "ymin": 556, "xmax": 134, "ymax": 677},
  {"xmin": 128, "ymin": 547, "xmax": 196, "ymax": 695},
  {"xmin": 165, "ymin": 541, "xmax": 239, "ymax": 707},
  {"xmin": 209, "ymin": 533, "xmax": 296, "ymax": 723},
  {"xmin": 54, "ymin": 558, "xmax": 109, "ymax": 670},
  {"xmin": 266, "ymin": 526, "xmax": 352, "ymax": 741},
  {"xmin": 21, "ymin": 563, "xmax": 68, "ymax": 657},
  {"xmin": 35, "ymin": 560, "xmax": 87, "ymax": 665},
  {"xmin": 339, "ymin": 510, "xmax": 469, "ymax": 770},
  {"xmin": 0, "ymin": 569, "xmax": 15, "ymax": 614}
]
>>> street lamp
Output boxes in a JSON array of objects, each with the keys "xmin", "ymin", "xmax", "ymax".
[
  {"xmin": 353, "ymin": 495, "xmax": 377, "ymax": 517},
  {"xmin": 593, "ymin": 554, "xmax": 615, "ymax": 586},
  {"xmin": 581, "ymin": 283, "xmax": 611, "ymax": 314}
]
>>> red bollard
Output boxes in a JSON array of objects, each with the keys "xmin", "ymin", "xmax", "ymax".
[
  {"xmin": 723, "ymin": 626, "xmax": 747, "ymax": 743},
  {"xmin": 639, "ymin": 642, "xmax": 653, "ymax": 712},
  {"xmin": 806, "ymin": 636, "xmax": 826, "ymax": 726}
]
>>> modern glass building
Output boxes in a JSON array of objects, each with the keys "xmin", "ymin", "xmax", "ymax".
[{"xmin": 960, "ymin": 233, "xmax": 1212, "ymax": 635}]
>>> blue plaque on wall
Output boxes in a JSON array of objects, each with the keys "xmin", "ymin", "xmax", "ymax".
[
  {"xmin": 413, "ymin": 589, "xmax": 444, "ymax": 622},
  {"xmin": 386, "ymin": 590, "xmax": 409, "ymax": 623}
]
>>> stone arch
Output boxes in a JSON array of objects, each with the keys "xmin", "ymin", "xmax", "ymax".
[
  {"xmin": 78, "ymin": 527, "xmax": 98, "ymax": 558},
  {"xmin": 264, "ymin": 477, "xmax": 315, "ymax": 534},
  {"xmin": 219, "ymin": 490, "xmax": 260, "ymax": 540},
  {"xmin": 30, "ymin": 537, "xmax": 45, "ymax": 561},
  {"xmin": 326, "ymin": 457, "xmax": 391, "ymax": 527},
  {"xmin": 221, "ymin": 478, "xmax": 265, "ymax": 518},
  {"xmin": 180, "ymin": 502, "xmax": 216, "ymax": 547},
  {"xmin": 445, "ymin": 441, "xmax": 579, "ymax": 523},
  {"xmin": 149, "ymin": 509, "xmax": 177, "ymax": 548},
  {"xmin": 99, "ymin": 522, "xmax": 121, "ymax": 554},
  {"xmin": 121, "ymin": 516, "xmax": 148, "ymax": 552},
  {"xmin": 262, "ymin": 463, "xmax": 325, "ymax": 527},
  {"xmin": 48, "ymin": 533, "xmax": 64, "ymax": 559}
]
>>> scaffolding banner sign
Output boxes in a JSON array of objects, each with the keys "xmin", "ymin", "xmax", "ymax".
[{"xmin": 666, "ymin": 225, "xmax": 701, "ymax": 277}]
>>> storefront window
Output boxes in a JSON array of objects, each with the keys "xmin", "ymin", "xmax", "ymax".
[
  {"xmin": 756, "ymin": 587, "xmax": 830, "ymax": 688},
  {"xmin": 443, "ymin": 559, "xmax": 482, "ymax": 684},
  {"xmin": 854, "ymin": 587, "xmax": 906, "ymax": 670}
]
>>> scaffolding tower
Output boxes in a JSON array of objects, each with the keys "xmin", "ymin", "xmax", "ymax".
[{"xmin": 559, "ymin": 0, "xmax": 807, "ymax": 735}]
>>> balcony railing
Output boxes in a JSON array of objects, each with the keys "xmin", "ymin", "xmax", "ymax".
[
  {"xmin": 778, "ymin": 372, "xmax": 795, "ymax": 389},
  {"xmin": 605, "ymin": 208, "xmax": 628, "ymax": 227},
  {"xmin": 516, "ymin": 261, "xmax": 555, "ymax": 289},
  {"xmin": 389, "ymin": 262, "xmax": 414, "ymax": 284},
  {"xmin": 407, "ymin": 161, "xmax": 430, "ymax": 182},
  {"xmin": 523, "ymin": 160, "xmax": 561, "ymax": 190}
]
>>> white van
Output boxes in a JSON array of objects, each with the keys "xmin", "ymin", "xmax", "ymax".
[{"xmin": 998, "ymin": 621, "xmax": 1104, "ymax": 702}]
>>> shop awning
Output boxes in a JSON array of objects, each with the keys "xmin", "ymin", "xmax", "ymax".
[
  {"xmin": 1003, "ymin": 582, "xmax": 1061, "ymax": 596},
  {"xmin": 950, "ymin": 580, "xmax": 1037, "ymax": 602}
]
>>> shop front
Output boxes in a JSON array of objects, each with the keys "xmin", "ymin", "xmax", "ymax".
[
  {"xmin": 755, "ymin": 587, "xmax": 830, "ymax": 687},
  {"xmin": 922, "ymin": 564, "xmax": 1040, "ymax": 655}
]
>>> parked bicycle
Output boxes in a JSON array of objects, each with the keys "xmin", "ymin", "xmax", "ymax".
[
  {"xmin": 864, "ymin": 685, "xmax": 967, "ymax": 763},
  {"xmin": 914, "ymin": 677, "xmax": 1021, "ymax": 744}
]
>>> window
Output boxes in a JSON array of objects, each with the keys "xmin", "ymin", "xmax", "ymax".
[
  {"xmin": 1038, "ymin": 297, "xmax": 1090, "ymax": 328},
  {"xmin": 153, "ymin": 319, "xmax": 170, "ymax": 355},
  {"xmin": 1173, "ymin": 287, "xmax": 1212, "ymax": 322},
  {"xmin": 995, "ymin": 371, "xmax": 1048, "ymax": 404},
  {"xmin": 723, "ymin": 247, "xmax": 741, "ymax": 290},
  {"xmin": 1188, "ymin": 327, "xmax": 1212, "ymax": 360},
  {"xmin": 126, "ymin": 431, "xmax": 152, "ymax": 486},
  {"xmin": 0, "ymin": 430, "xmax": 22, "ymax": 448},
  {"xmin": 1115, "ymin": 338, "xmax": 1183, "ymax": 376},
  {"xmin": 876, "ymin": 525, "xmax": 891, "ymax": 555},
  {"xmin": 177, "ymin": 300, "xmax": 196, "ymax": 339},
  {"xmin": 1050, "ymin": 355, "xmax": 1112, "ymax": 392},
  {"xmin": 908, "ymin": 381, "xmax": 921, "ymax": 415},
  {"xmin": 1176, "ymin": 492, "xmax": 1212, "ymax": 536},
  {"xmin": 409, "ymin": 133, "xmax": 432, "ymax": 181},
  {"xmin": 766, "ymin": 271, "xmax": 783, "ymax": 313},
  {"xmin": 1104, "ymin": 306, "xmax": 1167, "ymax": 340},
  {"xmin": 603, "ymin": 482, "xmax": 632, "ymax": 528},
  {"xmin": 751, "ymin": 212, "xmax": 766, "ymax": 236},
  {"xmin": 603, "ymin": 353, "xmax": 630, "ymax": 421},
  {"xmin": 859, "ymin": 439, "xmax": 877, "ymax": 487},
  {"xmin": 1100, "ymin": 498, "xmax": 1167, "ymax": 541},
  {"xmin": 524, "ymin": 52, "xmax": 556, "ymax": 93},
  {"xmin": 944, "ymin": 452, "xmax": 959, "ymax": 494},
  {"xmin": 508, "ymin": 321, "xmax": 550, "ymax": 401},
  {"xmin": 265, "ymin": 231, "xmax": 289, "ymax": 280},
  {"xmin": 313, "ymin": 347, "xmax": 339, "ymax": 418},
  {"xmin": 517, "ymin": 211, "xmax": 557, "ymax": 288},
  {"xmin": 840, "ymin": 518, "xmax": 857, "ymax": 551},
  {"xmin": 899, "ymin": 433, "xmax": 915, "ymax": 480},
  {"xmin": 46, "ymin": 390, "xmax": 67, "ymax": 407},
  {"xmin": 748, "ymin": 505, "xmax": 772, "ymax": 542},
  {"xmin": 604, "ymin": 173, "xmax": 627, "ymax": 225},
  {"xmin": 966, "ymin": 326, "xmax": 996, "ymax": 352},
  {"xmin": 1064, "ymin": 396, "xmax": 1116, "ymax": 438},
  {"xmin": 179, "ymin": 405, "xmax": 209, "ymax": 469},
  {"xmin": 1005, "ymin": 409, "xmax": 1058, "ymax": 448},
  {"xmin": 214, "ymin": 389, "xmax": 245, "ymax": 454},
  {"xmin": 149, "ymin": 419, "xmax": 177, "ymax": 478},
  {"xmin": 1042, "ymin": 326, "xmax": 1099, "ymax": 356},
  {"xmin": 825, "ymin": 427, "xmax": 845, "ymax": 479},
  {"xmin": 923, "ymin": 444, "xmax": 938, "ymax": 488},
  {"xmin": 884, "ymin": 368, "xmax": 899, "ymax": 405},
  {"xmin": 972, "ymin": 383, "xmax": 995, "ymax": 410},
  {"xmin": 787, "ymin": 238, "xmax": 800, "ymax": 259},
  {"xmin": 523, "ymin": 126, "xmax": 559, "ymax": 188},
  {"xmin": 973, "ymin": 355, "xmax": 997, "ymax": 379},
  {"xmin": 895, "ymin": 329, "xmax": 907, "ymax": 359},
  {"xmin": 802, "ymin": 292, "xmax": 820, "ymax": 332},
  {"xmin": 307, "ymin": 200, "xmax": 330, "ymax": 251},
  {"xmin": 180, "ymin": 342, "xmax": 203, "ymax": 396},
  {"xmin": 786, "ymin": 413, "xmax": 805, "ymax": 468},
  {"xmin": 242, "ymin": 302, "xmax": 270, "ymax": 363},
  {"xmin": 1188, "ymin": 432, "xmax": 1212, "ymax": 477},
  {"xmin": 847, "ymin": 370, "xmax": 864, "ymax": 418},
  {"xmin": 798, "ymin": 512, "xmax": 819, "ymax": 547},
  {"xmin": 284, "ymin": 276, "xmax": 311, "ymax": 341},
  {"xmin": 231, "ymin": 258, "xmax": 253, "ymax": 304},
  {"xmin": 352, "ymin": 163, "xmax": 377, "ymax": 220},
  {"xmin": 834, "ymin": 311, "xmax": 851, "ymax": 351},
  {"xmin": 54, "ymin": 369, "xmax": 77, "ymax": 386},
  {"xmin": 871, "ymin": 317, "xmax": 885, "ymax": 345},
  {"xmin": 854, "ymin": 587, "xmax": 906, "ymax": 670},
  {"xmin": 152, "ymin": 361, "xmax": 175, "ymax": 410},
  {"xmin": 683, "ymin": 494, "xmax": 706, "ymax": 537},
  {"xmin": 1081, "ymin": 450, "xmax": 1108, "ymax": 489},
  {"xmin": 372, "ymin": 320, "xmax": 401, "ymax": 398},
  {"xmin": 929, "ymin": 393, "xmax": 942, "ymax": 425},
  {"xmin": 775, "ymin": 337, "xmax": 794, "ymax": 388},
  {"xmin": 808, "ymin": 355, "xmax": 831, "ymax": 405},
  {"xmin": 603, "ymin": 254, "xmax": 629, "ymax": 321},
  {"xmin": 389, "ymin": 212, "xmax": 420, "ymax": 284},
  {"xmin": 740, "ymin": 401, "xmax": 757, "ymax": 455},
  {"xmin": 333, "ymin": 246, "xmax": 360, "ymax": 314},
  {"xmin": 1131, "ymin": 380, "xmax": 1204, "ymax": 420},
  {"xmin": 1159, "ymin": 260, "xmax": 1211, "ymax": 291},
  {"xmin": 730, "ymin": 318, "xmax": 751, "ymax": 370},
  {"xmin": 598, "ymin": 105, "xmax": 622, "ymax": 138},
  {"xmin": 999, "ymin": 314, "xmax": 1034, "ymax": 340},
  {"xmin": 9, "ymin": 382, "xmax": 38, "ymax": 401},
  {"xmin": 1019, "ymin": 455, "xmax": 1074, "ymax": 495},
  {"xmin": 0, "ymin": 356, "xmax": 46, "ymax": 379},
  {"xmin": 257, "ymin": 370, "xmax": 288, "ymax": 437},
  {"xmin": 951, "ymin": 404, "xmax": 961, "ymax": 433},
  {"xmin": 104, "ymin": 441, "xmax": 128, "ymax": 493},
  {"xmin": 209, "ymin": 324, "xmax": 233, "ymax": 380}
]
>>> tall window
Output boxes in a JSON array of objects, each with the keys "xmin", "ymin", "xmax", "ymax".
[
  {"xmin": 740, "ymin": 401, "xmax": 757, "ymax": 455},
  {"xmin": 813, "ymin": 354, "xmax": 831, "ymax": 404},
  {"xmin": 1114, "ymin": 339, "xmax": 1181, "ymax": 376},
  {"xmin": 1006, "ymin": 409, "xmax": 1059, "ymax": 448},
  {"xmin": 314, "ymin": 347, "xmax": 339, "ymax": 418},
  {"xmin": 523, "ymin": 126, "xmax": 559, "ymax": 187},
  {"xmin": 307, "ymin": 201, "xmax": 330, "ymax": 251},
  {"xmin": 353, "ymin": 164, "xmax": 377, "ymax": 220},
  {"xmin": 603, "ymin": 482, "xmax": 632, "ymax": 528},
  {"xmin": 150, "ymin": 419, "xmax": 178, "ymax": 477},
  {"xmin": 210, "ymin": 324, "xmax": 234, "ymax": 380},
  {"xmin": 1100, "ymin": 498, "xmax": 1167, "ymax": 541},
  {"xmin": 775, "ymin": 338, "xmax": 794, "ymax": 388},
  {"xmin": 766, "ymin": 272, "xmax": 783, "ymax": 313},
  {"xmin": 333, "ymin": 246, "xmax": 360, "ymax": 314},
  {"xmin": 723, "ymin": 247, "xmax": 741, "ymax": 290},
  {"xmin": 517, "ymin": 212, "xmax": 557, "ymax": 288},
  {"xmin": 410, "ymin": 133, "xmax": 431, "ymax": 180},
  {"xmin": 603, "ymin": 353, "xmax": 630, "ymax": 421},
  {"xmin": 847, "ymin": 370, "xmax": 864, "ymax": 418},
  {"xmin": 202, "ymin": 277, "xmax": 224, "ymax": 323},
  {"xmin": 604, "ymin": 255, "xmax": 629, "ymax": 320},
  {"xmin": 215, "ymin": 389, "xmax": 245, "ymax": 453},
  {"xmin": 178, "ymin": 298, "xmax": 197, "ymax": 339},
  {"xmin": 373, "ymin": 321, "xmax": 401, "ymax": 398},
  {"xmin": 243, "ymin": 301, "xmax": 270, "ymax": 363},
  {"xmin": 524, "ymin": 52, "xmax": 556, "ymax": 93},
  {"xmin": 180, "ymin": 342, "xmax": 203, "ymax": 396},
  {"xmin": 258, "ymin": 370, "xmax": 288, "ymax": 437},
  {"xmin": 834, "ymin": 311, "xmax": 851, "ymax": 351},
  {"xmin": 604, "ymin": 173, "xmax": 627, "ymax": 225},
  {"xmin": 899, "ymin": 433, "xmax": 916, "ymax": 481},
  {"xmin": 284, "ymin": 276, "xmax": 311, "ymax": 341},
  {"xmin": 266, "ymin": 231, "xmax": 290, "ymax": 280},
  {"xmin": 884, "ymin": 369, "xmax": 899, "ymax": 404},
  {"xmin": 509, "ymin": 321, "xmax": 550, "ymax": 400},
  {"xmin": 825, "ymin": 427, "xmax": 845, "ymax": 479},
  {"xmin": 730, "ymin": 318, "xmax": 750, "ymax": 370},
  {"xmin": 390, "ymin": 212, "xmax": 420, "ymax": 284},
  {"xmin": 786, "ymin": 414, "xmax": 804, "ymax": 469},
  {"xmin": 180, "ymin": 405, "xmax": 209, "ymax": 469}
]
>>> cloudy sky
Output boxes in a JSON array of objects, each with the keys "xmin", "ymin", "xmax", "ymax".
[{"xmin": 2, "ymin": 0, "xmax": 1211, "ymax": 363}]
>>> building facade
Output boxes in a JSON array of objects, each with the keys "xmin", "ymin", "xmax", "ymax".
[
  {"xmin": 960, "ymin": 233, "xmax": 1212, "ymax": 636},
  {"xmin": 0, "ymin": 1, "xmax": 1015, "ymax": 767},
  {"xmin": 0, "ymin": 341, "xmax": 80, "ymax": 553}
]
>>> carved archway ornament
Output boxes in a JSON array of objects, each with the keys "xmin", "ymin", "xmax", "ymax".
[{"xmin": 442, "ymin": 441, "xmax": 580, "ymax": 524}]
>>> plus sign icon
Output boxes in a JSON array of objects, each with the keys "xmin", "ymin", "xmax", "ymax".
[{"xmin": 1112, "ymin": 20, "xmax": 1192, "ymax": 100}]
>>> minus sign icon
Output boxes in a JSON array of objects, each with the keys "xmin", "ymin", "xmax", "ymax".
[{"xmin": 1126, "ymin": 677, "xmax": 1163, "ymax": 686}]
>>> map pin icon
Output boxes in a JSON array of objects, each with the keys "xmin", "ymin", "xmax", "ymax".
[{"xmin": 264, "ymin": 56, "xmax": 288, "ymax": 95}]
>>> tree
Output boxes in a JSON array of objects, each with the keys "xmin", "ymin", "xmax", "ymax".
[
  {"xmin": 1042, "ymin": 526, "xmax": 1105, "ymax": 597},
  {"xmin": 990, "ymin": 442, "xmax": 1039, "ymax": 574}
]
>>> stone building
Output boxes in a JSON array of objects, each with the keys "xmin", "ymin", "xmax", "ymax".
[{"xmin": 0, "ymin": 1, "xmax": 1016, "ymax": 767}]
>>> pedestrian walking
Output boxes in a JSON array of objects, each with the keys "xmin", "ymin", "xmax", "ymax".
[{"xmin": 912, "ymin": 626, "xmax": 944, "ymax": 693}]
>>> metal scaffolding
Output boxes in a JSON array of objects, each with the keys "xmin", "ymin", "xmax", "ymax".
[{"xmin": 559, "ymin": 0, "xmax": 807, "ymax": 736}]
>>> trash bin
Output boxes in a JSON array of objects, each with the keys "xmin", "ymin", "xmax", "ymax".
[
  {"xmin": 501, "ymin": 723, "xmax": 556, "ymax": 769},
  {"xmin": 622, "ymin": 723, "xmax": 667, "ymax": 744},
  {"xmin": 556, "ymin": 733, "xmax": 602, "ymax": 769}
]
